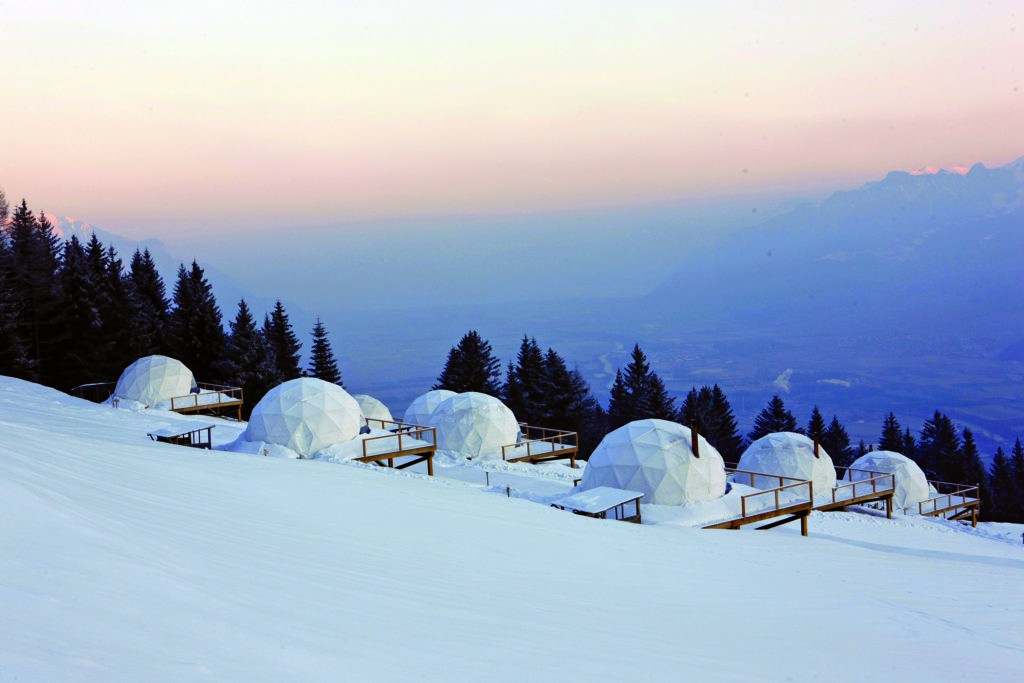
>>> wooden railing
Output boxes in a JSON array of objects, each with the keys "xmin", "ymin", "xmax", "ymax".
[
  {"xmin": 501, "ymin": 424, "xmax": 578, "ymax": 462},
  {"xmin": 832, "ymin": 467, "xmax": 895, "ymax": 504},
  {"xmin": 70, "ymin": 382, "xmax": 116, "ymax": 403},
  {"xmin": 738, "ymin": 480, "xmax": 814, "ymax": 520},
  {"xmin": 169, "ymin": 383, "xmax": 243, "ymax": 411},
  {"xmin": 919, "ymin": 481, "xmax": 980, "ymax": 517},
  {"xmin": 726, "ymin": 466, "xmax": 807, "ymax": 491},
  {"xmin": 362, "ymin": 418, "xmax": 437, "ymax": 458}
]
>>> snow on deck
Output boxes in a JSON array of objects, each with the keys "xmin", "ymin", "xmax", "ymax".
[
  {"xmin": 146, "ymin": 420, "xmax": 216, "ymax": 438},
  {"xmin": 2, "ymin": 377, "xmax": 1023, "ymax": 681},
  {"xmin": 552, "ymin": 486, "xmax": 643, "ymax": 513}
]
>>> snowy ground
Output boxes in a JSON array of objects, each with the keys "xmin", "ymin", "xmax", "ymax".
[{"xmin": 2, "ymin": 376, "xmax": 1023, "ymax": 681}]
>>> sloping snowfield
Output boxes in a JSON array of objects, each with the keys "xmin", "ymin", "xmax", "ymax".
[{"xmin": 2, "ymin": 377, "xmax": 1023, "ymax": 681}]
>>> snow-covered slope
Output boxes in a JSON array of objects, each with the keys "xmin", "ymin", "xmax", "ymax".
[{"xmin": 2, "ymin": 377, "xmax": 1022, "ymax": 681}]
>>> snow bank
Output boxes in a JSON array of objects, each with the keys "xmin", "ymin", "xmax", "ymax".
[{"xmin": 3, "ymin": 376, "xmax": 1024, "ymax": 681}]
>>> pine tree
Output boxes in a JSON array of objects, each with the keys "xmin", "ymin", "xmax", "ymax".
[
  {"xmin": 220, "ymin": 300, "xmax": 280, "ymax": 415},
  {"xmin": 307, "ymin": 317, "xmax": 342, "ymax": 385},
  {"xmin": 918, "ymin": 411, "xmax": 961, "ymax": 481},
  {"xmin": 678, "ymin": 384, "xmax": 744, "ymax": 462},
  {"xmin": 0, "ymin": 240, "xmax": 33, "ymax": 379},
  {"xmin": 606, "ymin": 344, "xmax": 676, "ymax": 429},
  {"xmin": 748, "ymin": 394, "xmax": 799, "ymax": 440},
  {"xmin": 99, "ymin": 245, "xmax": 137, "ymax": 374},
  {"xmin": 537, "ymin": 348, "xmax": 603, "ymax": 455},
  {"xmin": 902, "ymin": 427, "xmax": 917, "ymax": 458},
  {"xmin": 879, "ymin": 412, "xmax": 903, "ymax": 452},
  {"xmin": 127, "ymin": 248, "xmax": 169, "ymax": 356},
  {"xmin": 5, "ymin": 201, "xmax": 61, "ymax": 380},
  {"xmin": 433, "ymin": 330, "xmax": 502, "ymax": 396},
  {"xmin": 709, "ymin": 385, "xmax": 745, "ymax": 462},
  {"xmin": 264, "ymin": 300, "xmax": 303, "ymax": 381},
  {"xmin": 1011, "ymin": 439, "xmax": 1024, "ymax": 522},
  {"xmin": 807, "ymin": 406, "xmax": 827, "ymax": 443},
  {"xmin": 987, "ymin": 447, "xmax": 1017, "ymax": 522},
  {"xmin": 502, "ymin": 335, "xmax": 546, "ymax": 423},
  {"xmin": 167, "ymin": 260, "xmax": 225, "ymax": 380},
  {"xmin": 959, "ymin": 428, "xmax": 987, "ymax": 518},
  {"xmin": 821, "ymin": 415, "xmax": 853, "ymax": 470},
  {"xmin": 54, "ymin": 235, "xmax": 102, "ymax": 388},
  {"xmin": 607, "ymin": 370, "xmax": 631, "ymax": 428},
  {"xmin": 85, "ymin": 233, "xmax": 108, "ymax": 283}
]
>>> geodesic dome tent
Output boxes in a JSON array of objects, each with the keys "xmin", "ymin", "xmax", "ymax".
[
  {"xmin": 245, "ymin": 378, "xmax": 362, "ymax": 458},
  {"xmin": 848, "ymin": 450, "xmax": 931, "ymax": 511},
  {"xmin": 738, "ymin": 432, "xmax": 837, "ymax": 494},
  {"xmin": 429, "ymin": 392, "xmax": 520, "ymax": 459},
  {"xmin": 114, "ymin": 355, "xmax": 196, "ymax": 407},
  {"xmin": 403, "ymin": 389, "xmax": 457, "ymax": 426},
  {"xmin": 580, "ymin": 419, "xmax": 726, "ymax": 506},
  {"xmin": 353, "ymin": 394, "xmax": 393, "ymax": 426}
]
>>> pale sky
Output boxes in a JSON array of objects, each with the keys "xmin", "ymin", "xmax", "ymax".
[{"xmin": 1, "ymin": 0, "xmax": 1022, "ymax": 234}]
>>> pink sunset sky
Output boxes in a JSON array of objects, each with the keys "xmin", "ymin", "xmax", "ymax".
[{"xmin": 1, "ymin": 0, "xmax": 1022, "ymax": 236}]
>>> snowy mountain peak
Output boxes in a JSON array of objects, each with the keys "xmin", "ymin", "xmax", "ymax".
[
  {"xmin": 909, "ymin": 165, "xmax": 971, "ymax": 176},
  {"xmin": 41, "ymin": 213, "xmax": 101, "ymax": 241}
]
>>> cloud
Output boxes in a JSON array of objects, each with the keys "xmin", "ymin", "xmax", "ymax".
[
  {"xmin": 772, "ymin": 368, "xmax": 793, "ymax": 393},
  {"xmin": 817, "ymin": 378, "xmax": 852, "ymax": 388}
]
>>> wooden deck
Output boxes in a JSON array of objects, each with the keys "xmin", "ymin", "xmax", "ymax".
[
  {"xmin": 815, "ymin": 467, "xmax": 896, "ymax": 518},
  {"xmin": 919, "ymin": 481, "xmax": 980, "ymax": 527},
  {"xmin": 704, "ymin": 470, "xmax": 814, "ymax": 536},
  {"xmin": 501, "ymin": 424, "xmax": 579, "ymax": 467},
  {"xmin": 169, "ymin": 383, "xmax": 244, "ymax": 421},
  {"xmin": 358, "ymin": 418, "xmax": 437, "ymax": 476},
  {"xmin": 147, "ymin": 422, "xmax": 214, "ymax": 449}
]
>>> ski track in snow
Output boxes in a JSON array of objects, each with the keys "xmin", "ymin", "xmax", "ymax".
[{"xmin": 1, "ymin": 376, "xmax": 1023, "ymax": 681}]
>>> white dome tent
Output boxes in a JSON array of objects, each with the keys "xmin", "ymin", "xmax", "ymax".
[
  {"xmin": 738, "ymin": 432, "xmax": 837, "ymax": 495},
  {"xmin": 245, "ymin": 378, "xmax": 362, "ymax": 458},
  {"xmin": 848, "ymin": 451, "xmax": 931, "ymax": 511},
  {"xmin": 580, "ymin": 419, "xmax": 726, "ymax": 506},
  {"xmin": 403, "ymin": 389, "xmax": 456, "ymax": 426},
  {"xmin": 114, "ymin": 355, "xmax": 195, "ymax": 407},
  {"xmin": 353, "ymin": 394, "xmax": 393, "ymax": 427},
  {"xmin": 429, "ymin": 392, "xmax": 520, "ymax": 459}
]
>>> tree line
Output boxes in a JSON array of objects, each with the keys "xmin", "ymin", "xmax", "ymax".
[
  {"xmin": 3, "ymin": 191, "xmax": 1022, "ymax": 522},
  {"xmin": 0, "ymin": 194, "xmax": 343, "ymax": 417},
  {"xmin": 434, "ymin": 330, "xmax": 1024, "ymax": 523}
]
